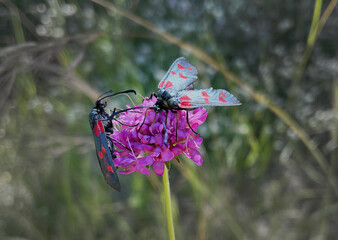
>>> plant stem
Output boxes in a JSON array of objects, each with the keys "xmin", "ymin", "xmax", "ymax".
[{"xmin": 163, "ymin": 164, "xmax": 175, "ymax": 240}]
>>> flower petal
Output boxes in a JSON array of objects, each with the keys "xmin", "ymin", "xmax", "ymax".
[
  {"xmin": 108, "ymin": 96, "xmax": 208, "ymax": 175},
  {"xmin": 137, "ymin": 166, "xmax": 151, "ymax": 175},
  {"xmin": 139, "ymin": 155, "xmax": 155, "ymax": 166},
  {"xmin": 161, "ymin": 151, "xmax": 174, "ymax": 162},
  {"xmin": 190, "ymin": 149, "xmax": 203, "ymax": 166},
  {"xmin": 153, "ymin": 162, "xmax": 165, "ymax": 176}
]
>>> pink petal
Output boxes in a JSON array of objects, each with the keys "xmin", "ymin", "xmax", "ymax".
[
  {"xmin": 171, "ymin": 145, "xmax": 183, "ymax": 155},
  {"xmin": 137, "ymin": 167, "xmax": 151, "ymax": 175},
  {"xmin": 153, "ymin": 162, "xmax": 165, "ymax": 176},
  {"xmin": 195, "ymin": 137, "xmax": 203, "ymax": 146},
  {"xmin": 113, "ymin": 157, "xmax": 135, "ymax": 167},
  {"xmin": 190, "ymin": 149, "xmax": 203, "ymax": 166},
  {"xmin": 119, "ymin": 166, "xmax": 136, "ymax": 174},
  {"xmin": 139, "ymin": 155, "xmax": 154, "ymax": 166},
  {"xmin": 161, "ymin": 151, "xmax": 174, "ymax": 161}
]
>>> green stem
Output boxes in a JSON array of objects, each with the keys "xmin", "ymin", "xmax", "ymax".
[{"xmin": 163, "ymin": 164, "xmax": 175, "ymax": 240}]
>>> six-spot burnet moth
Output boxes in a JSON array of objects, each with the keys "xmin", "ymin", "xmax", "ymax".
[
  {"xmin": 139, "ymin": 57, "xmax": 241, "ymax": 145},
  {"xmin": 89, "ymin": 89, "xmax": 142, "ymax": 191}
]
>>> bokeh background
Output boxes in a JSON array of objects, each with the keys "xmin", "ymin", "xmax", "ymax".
[{"xmin": 1, "ymin": 0, "xmax": 337, "ymax": 239}]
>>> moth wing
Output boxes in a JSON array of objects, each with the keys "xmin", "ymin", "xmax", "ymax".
[
  {"xmin": 176, "ymin": 88, "xmax": 241, "ymax": 108},
  {"xmin": 185, "ymin": 83, "xmax": 194, "ymax": 90},
  {"xmin": 91, "ymin": 120, "xmax": 121, "ymax": 191},
  {"xmin": 158, "ymin": 57, "xmax": 198, "ymax": 92}
]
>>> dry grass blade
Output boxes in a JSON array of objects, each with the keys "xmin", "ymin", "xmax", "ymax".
[{"xmin": 91, "ymin": 0, "xmax": 337, "ymax": 195}]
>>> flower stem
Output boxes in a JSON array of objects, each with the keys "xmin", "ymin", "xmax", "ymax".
[{"xmin": 163, "ymin": 164, "xmax": 175, "ymax": 240}]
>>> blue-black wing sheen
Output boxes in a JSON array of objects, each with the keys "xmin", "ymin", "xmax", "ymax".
[
  {"xmin": 175, "ymin": 88, "xmax": 241, "ymax": 108},
  {"xmin": 89, "ymin": 115, "xmax": 121, "ymax": 191},
  {"xmin": 158, "ymin": 57, "xmax": 198, "ymax": 93}
]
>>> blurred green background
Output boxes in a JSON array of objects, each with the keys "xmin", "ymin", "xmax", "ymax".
[{"xmin": 0, "ymin": 0, "xmax": 337, "ymax": 239}]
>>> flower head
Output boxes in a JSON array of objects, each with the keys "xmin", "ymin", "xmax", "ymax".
[{"xmin": 110, "ymin": 96, "xmax": 208, "ymax": 176}]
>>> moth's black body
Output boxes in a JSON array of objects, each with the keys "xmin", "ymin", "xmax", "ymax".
[{"xmin": 89, "ymin": 90, "xmax": 137, "ymax": 192}]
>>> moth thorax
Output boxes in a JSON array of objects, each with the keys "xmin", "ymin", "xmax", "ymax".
[
  {"xmin": 161, "ymin": 90, "xmax": 175, "ymax": 101},
  {"xmin": 167, "ymin": 98, "xmax": 179, "ymax": 108}
]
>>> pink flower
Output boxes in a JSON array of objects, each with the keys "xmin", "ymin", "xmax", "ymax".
[{"xmin": 110, "ymin": 96, "xmax": 208, "ymax": 176}]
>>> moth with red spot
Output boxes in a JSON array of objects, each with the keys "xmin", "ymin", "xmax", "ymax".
[
  {"xmin": 89, "ymin": 90, "xmax": 140, "ymax": 191},
  {"xmin": 144, "ymin": 57, "xmax": 241, "ymax": 144}
]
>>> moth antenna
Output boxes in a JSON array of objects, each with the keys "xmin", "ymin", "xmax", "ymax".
[
  {"xmin": 100, "ymin": 107, "xmax": 145, "ymax": 121},
  {"xmin": 114, "ymin": 107, "xmax": 144, "ymax": 114},
  {"xmin": 113, "ymin": 117, "xmax": 139, "ymax": 127},
  {"xmin": 97, "ymin": 89, "xmax": 113, "ymax": 101},
  {"xmin": 99, "ymin": 89, "xmax": 136, "ymax": 101}
]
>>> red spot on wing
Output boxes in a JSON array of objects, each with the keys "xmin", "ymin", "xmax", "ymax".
[
  {"xmin": 220, "ymin": 92, "xmax": 226, "ymax": 98},
  {"xmin": 165, "ymin": 81, "xmax": 173, "ymax": 89},
  {"xmin": 219, "ymin": 96, "xmax": 227, "ymax": 103},
  {"xmin": 101, "ymin": 146, "xmax": 106, "ymax": 153},
  {"xmin": 97, "ymin": 121, "xmax": 104, "ymax": 133},
  {"xmin": 186, "ymin": 84, "xmax": 193, "ymax": 90},
  {"xmin": 170, "ymin": 71, "xmax": 176, "ymax": 75},
  {"xmin": 179, "ymin": 102, "xmax": 192, "ymax": 108},
  {"xmin": 94, "ymin": 124, "xmax": 99, "ymax": 136},
  {"xmin": 98, "ymin": 151, "xmax": 104, "ymax": 159},
  {"xmin": 177, "ymin": 63, "xmax": 185, "ymax": 69},
  {"xmin": 201, "ymin": 91, "xmax": 210, "ymax": 97},
  {"xmin": 179, "ymin": 73, "xmax": 187, "ymax": 79},
  {"xmin": 204, "ymin": 98, "xmax": 210, "ymax": 103},
  {"xmin": 187, "ymin": 67, "xmax": 193, "ymax": 71},
  {"xmin": 179, "ymin": 95, "xmax": 192, "ymax": 101},
  {"xmin": 107, "ymin": 165, "xmax": 114, "ymax": 173},
  {"xmin": 158, "ymin": 81, "xmax": 165, "ymax": 88}
]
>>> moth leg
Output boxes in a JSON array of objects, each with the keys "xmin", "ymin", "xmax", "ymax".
[
  {"xmin": 138, "ymin": 108, "xmax": 149, "ymax": 132},
  {"xmin": 111, "ymin": 138, "xmax": 132, "ymax": 151},
  {"xmin": 105, "ymin": 108, "xmax": 117, "ymax": 130},
  {"xmin": 107, "ymin": 138, "xmax": 117, "ymax": 159},
  {"xmin": 113, "ymin": 117, "xmax": 138, "ymax": 127},
  {"xmin": 150, "ymin": 112, "xmax": 158, "ymax": 133},
  {"xmin": 186, "ymin": 110, "xmax": 198, "ymax": 135},
  {"xmin": 176, "ymin": 113, "xmax": 179, "ymax": 141},
  {"xmin": 149, "ymin": 92, "xmax": 157, "ymax": 99},
  {"xmin": 160, "ymin": 111, "xmax": 168, "ymax": 147},
  {"xmin": 165, "ymin": 110, "xmax": 168, "ymax": 128}
]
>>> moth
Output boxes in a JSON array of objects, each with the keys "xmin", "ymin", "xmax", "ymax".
[
  {"xmin": 141, "ymin": 57, "xmax": 241, "ymax": 144},
  {"xmin": 89, "ymin": 90, "xmax": 140, "ymax": 191},
  {"xmin": 155, "ymin": 57, "xmax": 241, "ymax": 110}
]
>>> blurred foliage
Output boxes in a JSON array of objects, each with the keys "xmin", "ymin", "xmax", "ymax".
[{"xmin": 0, "ymin": 0, "xmax": 337, "ymax": 239}]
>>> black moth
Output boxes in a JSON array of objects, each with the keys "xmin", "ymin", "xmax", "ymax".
[{"xmin": 89, "ymin": 89, "xmax": 139, "ymax": 191}]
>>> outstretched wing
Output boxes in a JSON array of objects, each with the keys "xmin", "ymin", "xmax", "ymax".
[
  {"xmin": 176, "ymin": 88, "xmax": 241, "ymax": 108},
  {"xmin": 158, "ymin": 57, "xmax": 198, "ymax": 93},
  {"xmin": 91, "ymin": 120, "xmax": 121, "ymax": 191}
]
